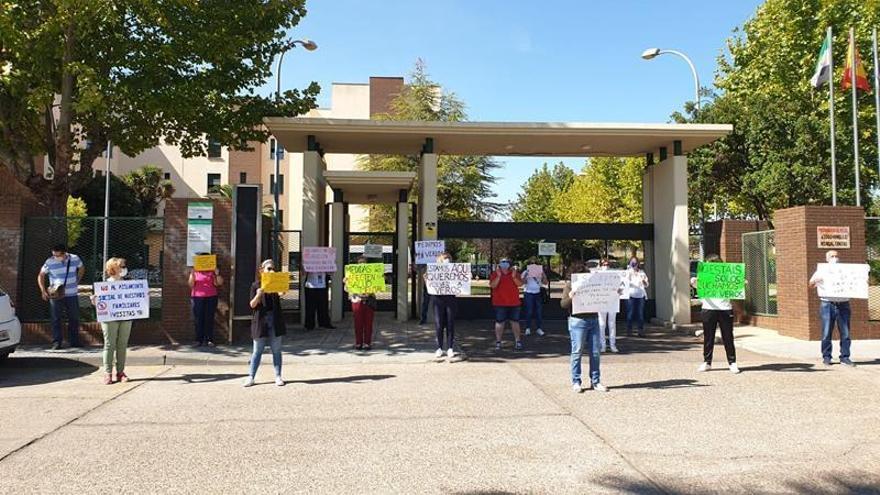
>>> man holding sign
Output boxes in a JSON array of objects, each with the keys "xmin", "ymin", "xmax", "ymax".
[
  {"xmin": 809, "ymin": 250, "xmax": 860, "ymax": 367},
  {"xmin": 560, "ymin": 260, "xmax": 611, "ymax": 393},
  {"xmin": 691, "ymin": 255, "xmax": 742, "ymax": 374},
  {"xmin": 302, "ymin": 247, "xmax": 336, "ymax": 331}
]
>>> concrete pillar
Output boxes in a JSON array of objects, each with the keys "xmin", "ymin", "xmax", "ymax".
[
  {"xmin": 396, "ymin": 201, "xmax": 409, "ymax": 321},
  {"xmin": 301, "ymin": 150, "xmax": 325, "ymax": 249},
  {"xmin": 642, "ymin": 164, "xmax": 656, "ymax": 314},
  {"xmin": 649, "ymin": 155, "xmax": 691, "ymax": 325},
  {"xmin": 330, "ymin": 201, "xmax": 345, "ymax": 322},
  {"xmin": 417, "ymin": 151, "xmax": 438, "ymax": 315}
]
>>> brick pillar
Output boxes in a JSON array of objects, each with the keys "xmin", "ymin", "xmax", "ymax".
[
  {"xmin": 702, "ymin": 219, "xmax": 769, "ymax": 323},
  {"xmin": 161, "ymin": 198, "xmax": 233, "ymax": 344},
  {"xmin": 0, "ymin": 169, "xmax": 49, "ymax": 308},
  {"xmin": 774, "ymin": 206, "xmax": 867, "ymax": 340}
]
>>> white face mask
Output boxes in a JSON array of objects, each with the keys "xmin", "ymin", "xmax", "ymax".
[
  {"xmin": 119, "ymin": 268, "xmax": 128, "ymax": 278},
  {"xmin": 438, "ymin": 258, "xmax": 450, "ymax": 264},
  {"xmin": 828, "ymin": 257, "xmax": 839, "ymax": 264}
]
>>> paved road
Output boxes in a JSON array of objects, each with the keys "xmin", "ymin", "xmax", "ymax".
[{"xmin": 1, "ymin": 324, "xmax": 879, "ymax": 494}]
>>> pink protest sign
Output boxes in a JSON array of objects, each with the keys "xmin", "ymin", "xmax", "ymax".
[{"xmin": 303, "ymin": 247, "xmax": 337, "ymax": 272}]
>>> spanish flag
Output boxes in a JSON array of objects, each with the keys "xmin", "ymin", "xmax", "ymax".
[{"xmin": 842, "ymin": 31, "xmax": 870, "ymax": 92}]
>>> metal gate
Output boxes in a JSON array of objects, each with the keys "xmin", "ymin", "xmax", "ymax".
[{"xmin": 742, "ymin": 230, "xmax": 777, "ymax": 316}]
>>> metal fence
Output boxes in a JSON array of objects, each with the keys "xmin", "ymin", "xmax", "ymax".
[
  {"xmin": 19, "ymin": 217, "xmax": 164, "ymax": 322},
  {"xmin": 742, "ymin": 230, "xmax": 777, "ymax": 316},
  {"xmin": 865, "ymin": 219, "xmax": 880, "ymax": 320},
  {"xmin": 266, "ymin": 229, "xmax": 302, "ymax": 312}
]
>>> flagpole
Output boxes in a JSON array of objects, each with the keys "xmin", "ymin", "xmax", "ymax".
[
  {"xmin": 873, "ymin": 27, "xmax": 880, "ymax": 188},
  {"xmin": 828, "ymin": 27, "xmax": 838, "ymax": 206},
  {"xmin": 850, "ymin": 27, "xmax": 861, "ymax": 207}
]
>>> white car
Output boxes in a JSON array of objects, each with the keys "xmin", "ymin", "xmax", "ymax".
[{"xmin": 0, "ymin": 285, "xmax": 22, "ymax": 361}]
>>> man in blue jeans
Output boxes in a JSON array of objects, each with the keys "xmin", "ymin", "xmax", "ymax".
[
  {"xmin": 809, "ymin": 250, "xmax": 855, "ymax": 367},
  {"xmin": 37, "ymin": 244, "xmax": 85, "ymax": 350}
]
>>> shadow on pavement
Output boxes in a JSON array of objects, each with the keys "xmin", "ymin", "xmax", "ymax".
[
  {"xmin": 611, "ymin": 378, "xmax": 709, "ymax": 390},
  {"xmin": 738, "ymin": 363, "xmax": 828, "ymax": 373},
  {"xmin": 0, "ymin": 357, "xmax": 98, "ymax": 388},
  {"xmin": 130, "ymin": 373, "xmax": 246, "ymax": 384},
  {"xmin": 288, "ymin": 374, "xmax": 396, "ymax": 385}
]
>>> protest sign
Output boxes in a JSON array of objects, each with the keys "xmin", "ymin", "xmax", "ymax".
[
  {"xmin": 603, "ymin": 269, "xmax": 630, "ymax": 300},
  {"xmin": 193, "ymin": 254, "xmax": 217, "ymax": 272},
  {"xmin": 538, "ymin": 242, "xmax": 556, "ymax": 256},
  {"xmin": 526, "ymin": 264, "xmax": 544, "ymax": 280},
  {"xmin": 260, "ymin": 272, "xmax": 290, "ymax": 294},
  {"xmin": 345, "ymin": 263, "xmax": 386, "ymax": 294},
  {"xmin": 363, "ymin": 244, "xmax": 383, "ymax": 258},
  {"xmin": 815, "ymin": 263, "xmax": 869, "ymax": 299},
  {"xmin": 425, "ymin": 263, "xmax": 471, "ymax": 295},
  {"xmin": 415, "ymin": 240, "xmax": 446, "ymax": 265},
  {"xmin": 696, "ymin": 262, "xmax": 745, "ymax": 299},
  {"xmin": 570, "ymin": 272, "xmax": 622, "ymax": 314},
  {"xmin": 303, "ymin": 247, "xmax": 337, "ymax": 272},
  {"xmin": 93, "ymin": 279, "xmax": 150, "ymax": 323}
]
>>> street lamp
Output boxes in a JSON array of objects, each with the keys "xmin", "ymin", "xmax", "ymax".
[
  {"xmin": 272, "ymin": 39, "xmax": 317, "ymax": 264},
  {"xmin": 641, "ymin": 47, "xmax": 700, "ymax": 112}
]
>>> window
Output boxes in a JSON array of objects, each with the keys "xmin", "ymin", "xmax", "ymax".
[
  {"xmin": 207, "ymin": 173, "xmax": 221, "ymax": 194},
  {"xmin": 207, "ymin": 138, "xmax": 222, "ymax": 158},
  {"xmin": 239, "ymin": 172, "xmax": 247, "ymax": 184},
  {"xmin": 163, "ymin": 172, "xmax": 171, "ymax": 180},
  {"xmin": 270, "ymin": 174, "xmax": 284, "ymax": 195},
  {"xmin": 270, "ymin": 138, "xmax": 284, "ymax": 160}
]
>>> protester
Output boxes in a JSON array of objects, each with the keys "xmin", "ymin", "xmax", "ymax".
[
  {"xmin": 37, "ymin": 243, "xmax": 85, "ymax": 349},
  {"xmin": 344, "ymin": 256, "xmax": 377, "ymax": 351},
  {"xmin": 427, "ymin": 253, "xmax": 458, "ymax": 359},
  {"xmin": 691, "ymin": 255, "xmax": 740, "ymax": 374},
  {"xmin": 244, "ymin": 259, "xmax": 287, "ymax": 387},
  {"xmin": 303, "ymin": 269, "xmax": 335, "ymax": 331},
  {"xmin": 88, "ymin": 257, "xmax": 134, "ymax": 384},
  {"xmin": 809, "ymin": 250, "xmax": 855, "ymax": 367},
  {"xmin": 596, "ymin": 258, "xmax": 620, "ymax": 353},
  {"xmin": 521, "ymin": 257, "xmax": 549, "ymax": 337},
  {"xmin": 561, "ymin": 260, "xmax": 608, "ymax": 393},
  {"xmin": 625, "ymin": 256, "xmax": 649, "ymax": 337},
  {"xmin": 490, "ymin": 257, "xmax": 524, "ymax": 351},
  {"xmin": 188, "ymin": 252, "xmax": 223, "ymax": 346},
  {"xmin": 419, "ymin": 266, "xmax": 431, "ymax": 325}
]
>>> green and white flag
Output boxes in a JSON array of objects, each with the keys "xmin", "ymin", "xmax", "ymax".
[{"xmin": 811, "ymin": 31, "xmax": 833, "ymax": 88}]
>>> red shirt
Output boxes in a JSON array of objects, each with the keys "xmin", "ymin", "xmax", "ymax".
[{"xmin": 491, "ymin": 270, "xmax": 520, "ymax": 307}]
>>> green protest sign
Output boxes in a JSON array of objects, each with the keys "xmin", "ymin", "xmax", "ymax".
[
  {"xmin": 696, "ymin": 262, "xmax": 745, "ymax": 299},
  {"xmin": 344, "ymin": 263, "xmax": 386, "ymax": 294}
]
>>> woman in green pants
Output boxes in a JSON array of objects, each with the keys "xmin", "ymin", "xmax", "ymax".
[{"xmin": 91, "ymin": 257, "xmax": 134, "ymax": 385}]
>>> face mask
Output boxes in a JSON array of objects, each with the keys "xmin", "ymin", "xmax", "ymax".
[
  {"xmin": 500, "ymin": 262, "xmax": 510, "ymax": 270},
  {"xmin": 829, "ymin": 257, "xmax": 839, "ymax": 264},
  {"xmin": 439, "ymin": 258, "xmax": 450, "ymax": 264},
  {"xmin": 119, "ymin": 268, "xmax": 128, "ymax": 278},
  {"xmin": 629, "ymin": 261, "xmax": 637, "ymax": 268},
  {"xmin": 54, "ymin": 255, "xmax": 65, "ymax": 262}
]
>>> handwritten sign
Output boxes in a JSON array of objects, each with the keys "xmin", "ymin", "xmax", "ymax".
[
  {"xmin": 815, "ymin": 263, "xmax": 869, "ymax": 299},
  {"xmin": 93, "ymin": 279, "xmax": 150, "ymax": 323},
  {"xmin": 260, "ymin": 272, "xmax": 290, "ymax": 294},
  {"xmin": 603, "ymin": 269, "xmax": 630, "ymax": 300},
  {"xmin": 193, "ymin": 254, "xmax": 217, "ymax": 272},
  {"xmin": 425, "ymin": 263, "xmax": 471, "ymax": 295},
  {"xmin": 696, "ymin": 262, "xmax": 745, "ymax": 299},
  {"xmin": 303, "ymin": 247, "xmax": 337, "ymax": 272},
  {"xmin": 526, "ymin": 264, "xmax": 544, "ymax": 280},
  {"xmin": 345, "ymin": 263, "xmax": 386, "ymax": 294},
  {"xmin": 570, "ymin": 272, "xmax": 622, "ymax": 314},
  {"xmin": 817, "ymin": 226, "xmax": 850, "ymax": 249},
  {"xmin": 415, "ymin": 240, "xmax": 446, "ymax": 265},
  {"xmin": 538, "ymin": 242, "xmax": 556, "ymax": 256},
  {"xmin": 363, "ymin": 244, "xmax": 384, "ymax": 259}
]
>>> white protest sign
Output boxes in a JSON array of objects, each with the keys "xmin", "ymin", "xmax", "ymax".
[
  {"xmin": 425, "ymin": 263, "xmax": 472, "ymax": 295},
  {"xmin": 93, "ymin": 279, "xmax": 151, "ymax": 323},
  {"xmin": 603, "ymin": 269, "xmax": 630, "ymax": 300},
  {"xmin": 303, "ymin": 247, "xmax": 337, "ymax": 272},
  {"xmin": 570, "ymin": 272, "xmax": 622, "ymax": 313},
  {"xmin": 538, "ymin": 242, "xmax": 557, "ymax": 256},
  {"xmin": 415, "ymin": 240, "xmax": 446, "ymax": 265},
  {"xmin": 363, "ymin": 244, "xmax": 384, "ymax": 258},
  {"xmin": 815, "ymin": 263, "xmax": 869, "ymax": 299}
]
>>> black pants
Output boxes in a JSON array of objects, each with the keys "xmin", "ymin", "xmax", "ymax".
[
  {"xmin": 304, "ymin": 287, "xmax": 331, "ymax": 329},
  {"xmin": 702, "ymin": 309, "xmax": 736, "ymax": 365},
  {"xmin": 420, "ymin": 285, "xmax": 430, "ymax": 323},
  {"xmin": 433, "ymin": 295, "xmax": 457, "ymax": 350}
]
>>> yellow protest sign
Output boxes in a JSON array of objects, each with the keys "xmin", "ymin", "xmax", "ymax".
[
  {"xmin": 193, "ymin": 254, "xmax": 217, "ymax": 272},
  {"xmin": 261, "ymin": 272, "xmax": 290, "ymax": 294},
  {"xmin": 345, "ymin": 263, "xmax": 386, "ymax": 294}
]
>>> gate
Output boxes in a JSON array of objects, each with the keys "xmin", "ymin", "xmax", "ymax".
[
  {"xmin": 265, "ymin": 228, "xmax": 302, "ymax": 313},
  {"xmin": 346, "ymin": 232, "xmax": 397, "ymax": 313},
  {"xmin": 742, "ymin": 230, "xmax": 777, "ymax": 316}
]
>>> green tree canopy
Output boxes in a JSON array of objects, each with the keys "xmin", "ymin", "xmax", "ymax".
[
  {"xmin": 554, "ymin": 157, "xmax": 643, "ymax": 224},
  {"xmin": 510, "ymin": 162, "xmax": 575, "ymax": 222},
  {"xmin": 122, "ymin": 165, "xmax": 174, "ymax": 217}
]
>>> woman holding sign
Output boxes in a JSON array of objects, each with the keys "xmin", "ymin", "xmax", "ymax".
[
  {"xmin": 91, "ymin": 257, "xmax": 133, "ymax": 385},
  {"xmin": 521, "ymin": 258, "xmax": 549, "ymax": 337},
  {"xmin": 188, "ymin": 252, "xmax": 223, "ymax": 347},
  {"xmin": 344, "ymin": 256, "xmax": 378, "ymax": 351},
  {"xmin": 625, "ymin": 257, "xmax": 649, "ymax": 337},
  {"xmin": 560, "ymin": 260, "xmax": 608, "ymax": 393},
  {"xmin": 244, "ymin": 259, "xmax": 287, "ymax": 387},
  {"xmin": 427, "ymin": 253, "xmax": 458, "ymax": 359},
  {"xmin": 691, "ymin": 255, "xmax": 740, "ymax": 374}
]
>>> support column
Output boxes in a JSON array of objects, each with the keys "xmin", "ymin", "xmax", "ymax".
[
  {"xmin": 417, "ymin": 143, "xmax": 438, "ymax": 316},
  {"xmin": 301, "ymin": 148, "xmax": 326, "ymax": 249},
  {"xmin": 396, "ymin": 194, "xmax": 409, "ymax": 321},
  {"xmin": 642, "ymin": 158, "xmax": 656, "ymax": 320},
  {"xmin": 330, "ymin": 194, "xmax": 346, "ymax": 322}
]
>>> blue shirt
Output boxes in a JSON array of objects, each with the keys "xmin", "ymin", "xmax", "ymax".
[{"xmin": 41, "ymin": 254, "xmax": 83, "ymax": 295}]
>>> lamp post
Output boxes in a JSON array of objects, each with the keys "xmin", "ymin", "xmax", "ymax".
[
  {"xmin": 641, "ymin": 47, "xmax": 700, "ymax": 112},
  {"xmin": 272, "ymin": 39, "xmax": 317, "ymax": 264},
  {"xmin": 102, "ymin": 140, "xmax": 111, "ymax": 280}
]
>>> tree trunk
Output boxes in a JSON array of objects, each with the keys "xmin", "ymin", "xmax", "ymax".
[{"xmin": 47, "ymin": 23, "xmax": 77, "ymax": 216}]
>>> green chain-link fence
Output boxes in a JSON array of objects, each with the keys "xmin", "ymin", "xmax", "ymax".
[
  {"xmin": 865, "ymin": 218, "xmax": 880, "ymax": 320},
  {"xmin": 742, "ymin": 230, "xmax": 777, "ymax": 316}
]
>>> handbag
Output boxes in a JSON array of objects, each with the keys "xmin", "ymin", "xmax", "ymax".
[{"xmin": 47, "ymin": 257, "xmax": 71, "ymax": 300}]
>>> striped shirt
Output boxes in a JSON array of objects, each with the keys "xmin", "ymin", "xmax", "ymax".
[{"xmin": 41, "ymin": 254, "xmax": 83, "ymax": 295}]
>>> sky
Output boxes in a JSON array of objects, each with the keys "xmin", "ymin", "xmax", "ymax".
[{"xmin": 264, "ymin": 0, "xmax": 766, "ymax": 206}]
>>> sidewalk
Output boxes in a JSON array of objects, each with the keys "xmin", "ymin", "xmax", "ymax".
[{"xmin": 732, "ymin": 325, "xmax": 880, "ymax": 365}]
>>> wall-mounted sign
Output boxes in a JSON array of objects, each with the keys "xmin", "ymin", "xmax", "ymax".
[
  {"xmin": 538, "ymin": 242, "xmax": 557, "ymax": 256},
  {"xmin": 817, "ymin": 226, "xmax": 850, "ymax": 249}
]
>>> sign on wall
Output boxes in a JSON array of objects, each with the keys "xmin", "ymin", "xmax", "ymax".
[
  {"xmin": 415, "ymin": 240, "xmax": 446, "ymax": 265},
  {"xmin": 303, "ymin": 247, "xmax": 337, "ymax": 272},
  {"xmin": 93, "ymin": 279, "xmax": 151, "ymax": 323},
  {"xmin": 538, "ymin": 242, "xmax": 557, "ymax": 256},
  {"xmin": 815, "ymin": 263, "xmax": 869, "ymax": 299},
  {"xmin": 345, "ymin": 263, "xmax": 386, "ymax": 294},
  {"xmin": 425, "ymin": 263, "xmax": 471, "ymax": 295},
  {"xmin": 696, "ymin": 262, "xmax": 746, "ymax": 299},
  {"xmin": 186, "ymin": 202, "xmax": 213, "ymax": 266},
  {"xmin": 363, "ymin": 244, "xmax": 384, "ymax": 259},
  {"xmin": 817, "ymin": 226, "xmax": 850, "ymax": 249},
  {"xmin": 570, "ymin": 272, "xmax": 622, "ymax": 314}
]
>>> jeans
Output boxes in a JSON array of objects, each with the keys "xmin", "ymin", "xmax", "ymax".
[
  {"xmin": 249, "ymin": 326, "xmax": 283, "ymax": 378},
  {"xmin": 192, "ymin": 295, "xmax": 218, "ymax": 343},
  {"xmin": 522, "ymin": 292, "xmax": 543, "ymax": 330},
  {"xmin": 49, "ymin": 295, "xmax": 80, "ymax": 345},
  {"xmin": 598, "ymin": 311, "xmax": 617, "ymax": 348},
  {"xmin": 433, "ymin": 295, "xmax": 457, "ymax": 350},
  {"xmin": 820, "ymin": 300, "xmax": 851, "ymax": 361},
  {"xmin": 701, "ymin": 309, "xmax": 736, "ymax": 365},
  {"xmin": 626, "ymin": 297, "xmax": 645, "ymax": 333},
  {"xmin": 568, "ymin": 316, "xmax": 601, "ymax": 386},
  {"xmin": 101, "ymin": 320, "xmax": 132, "ymax": 374}
]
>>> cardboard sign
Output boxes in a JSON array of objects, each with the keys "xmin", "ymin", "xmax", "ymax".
[
  {"xmin": 815, "ymin": 263, "xmax": 869, "ymax": 299},
  {"xmin": 193, "ymin": 254, "xmax": 217, "ymax": 272},
  {"xmin": 303, "ymin": 247, "xmax": 337, "ymax": 272},
  {"xmin": 603, "ymin": 269, "xmax": 630, "ymax": 300},
  {"xmin": 93, "ymin": 279, "xmax": 150, "ymax": 323},
  {"xmin": 696, "ymin": 262, "xmax": 745, "ymax": 300},
  {"xmin": 538, "ymin": 242, "xmax": 557, "ymax": 256},
  {"xmin": 363, "ymin": 244, "xmax": 384, "ymax": 259},
  {"xmin": 526, "ymin": 264, "xmax": 544, "ymax": 280},
  {"xmin": 260, "ymin": 272, "xmax": 290, "ymax": 294},
  {"xmin": 415, "ymin": 240, "xmax": 446, "ymax": 265},
  {"xmin": 345, "ymin": 263, "xmax": 386, "ymax": 294},
  {"xmin": 570, "ymin": 272, "xmax": 622, "ymax": 314},
  {"xmin": 425, "ymin": 263, "xmax": 471, "ymax": 295},
  {"xmin": 817, "ymin": 226, "xmax": 850, "ymax": 249}
]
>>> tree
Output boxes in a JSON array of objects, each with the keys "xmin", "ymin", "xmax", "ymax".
[
  {"xmin": 358, "ymin": 61, "xmax": 501, "ymax": 231},
  {"xmin": 510, "ymin": 162, "xmax": 575, "ymax": 222},
  {"xmin": 555, "ymin": 157, "xmax": 643, "ymax": 224},
  {"xmin": 122, "ymin": 165, "xmax": 174, "ymax": 216},
  {"xmin": 72, "ymin": 174, "xmax": 142, "ymax": 217},
  {"xmin": 0, "ymin": 0, "xmax": 319, "ymax": 214}
]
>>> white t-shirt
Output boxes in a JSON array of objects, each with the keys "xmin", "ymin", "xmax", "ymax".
[
  {"xmin": 626, "ymin": 268, "xmax": 648, "ymax": 299},
  {"xmin": 305, "ymin": 272, "xmax": 327, "ymax": 289}
]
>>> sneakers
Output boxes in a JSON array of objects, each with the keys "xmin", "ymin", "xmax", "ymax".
[
  {"xmin": 242, "ymin": 377, "xmax": 255, "ymax": 387},
  {"xmin": 50, "ymin": 341, "xmax": 61, "ymax": 351},
  {"xmin": 103, "ymin": 373, "xmax": 113, "ymax": 385},
  {"xmin": 536, "ymin": 328, "xmax": 545, "ymax": 336},
  {"xmin": 447, "ymin": 348, "xmax": 455, "ymax": 359},
  {"xmin": 610, "ymin": 346, "xmax": 619, "ymax": 353},
  {"xmin": 435, "ymin": 348, "xmax": 444, "ymax": 358},
  {"xmin": 729, "ymin": 363, "xmax": 741, "ymax": 374},
  {"xmin": 355, "ymin": 344, "xmax": 363, "ymax": 351},
  {"xmin": 363, "ymin": 344, "xmax": 372, "ymax": 351},
  {"xmin": 840, "ymin": 358, "xmax": 856, "ymax": 367},
  {"xmin": 697, "ymin": 362, "xmax": 712, "ymax": 372},
  {"xmin": 601, "ymin": 346, "xmax": 607, "ymax": 353},
  {"xmin": 514, "ymin": 341, "xmax": 524, "ymax": 351},
  {"xmin": 572, "ymin": 383, "xmax": 583, "ymax": 393},
  {"xmin": 495, "ymin": 341, "xmax": 502, "ymax": 351},
  {"xmin": 823, "ymin": 358, "xmax": 832, "ymax": 366},
  {"xmin": 593, "ymin": 383, "xmax": 609, "ymax": 392},
  {"xmin": 275, "ymin": 376, "xmax": 285, "ymax": 386},
  {"xmin": 524, "ymin": 328, "xmax": 531, "ymax": 336},
  {"xmin": 116, "ymin": 372, "xmax": 129, "ymax": 383},
  {"xmin": 206, "ymin": 340, "xmax": 216, "ymax": 347}
]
